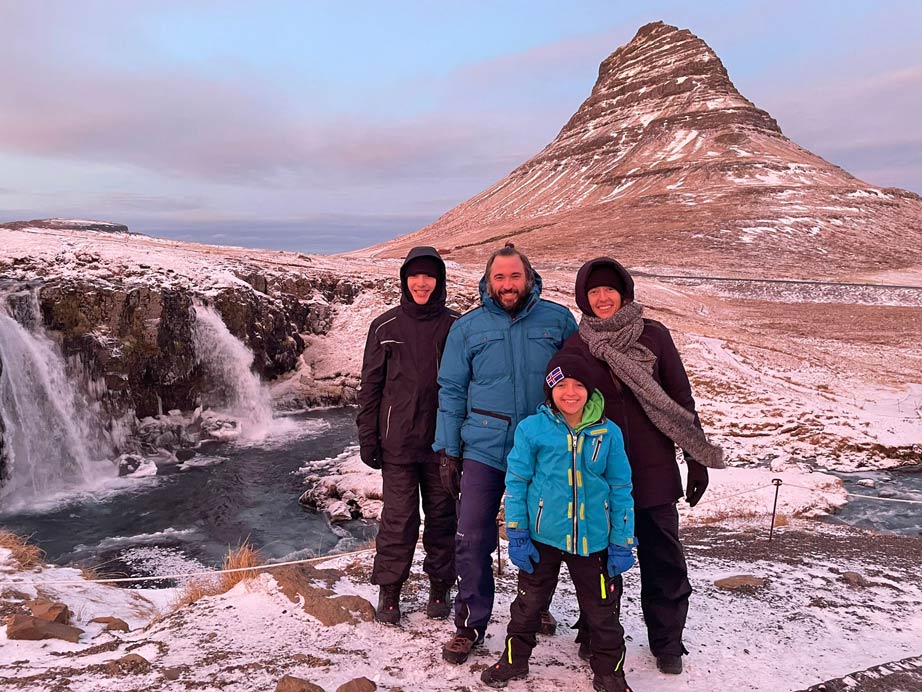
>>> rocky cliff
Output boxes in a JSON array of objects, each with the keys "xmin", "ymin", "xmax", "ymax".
[
  {"xmin": 371, "ymin": 21, "xmax": 922, "ymax": 281},
  {"xmin": 0, "ymin": 221, "xmax": 373, "ymax": 421}
]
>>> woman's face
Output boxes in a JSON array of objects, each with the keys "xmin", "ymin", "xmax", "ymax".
[{"xmin": 587, "ymin": 286, "xmax": 622, "ymax": 319}]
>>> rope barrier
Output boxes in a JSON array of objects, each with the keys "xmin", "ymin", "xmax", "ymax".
[
  {"xmin": 0, "ymin": 546, "xmax": 378, "ymax": 587},
  {"xmin": 845, "ymin": 492, "xmax": 922, "ymax": 505}
]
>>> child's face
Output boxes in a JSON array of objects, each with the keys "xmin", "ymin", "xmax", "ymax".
[{"xmin": 552, "ymin": 378, "xmax": 588, "ymax": 418}]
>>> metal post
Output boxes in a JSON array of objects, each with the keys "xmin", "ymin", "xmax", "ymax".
[{"xmin": 769, "ymin": 478, "xmax": 783, "ymax": 541}]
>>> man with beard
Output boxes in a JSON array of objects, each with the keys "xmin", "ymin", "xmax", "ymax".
[
  {"xmin": 357, "ymin": 246, "xmax": 460, "ymax": 625},
  {"xmin": 434, "ymin": 242, "xmax": 578, "ymax": 664}
]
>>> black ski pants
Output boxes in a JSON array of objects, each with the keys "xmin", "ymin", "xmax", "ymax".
[
  {"xmin": 371, "ymin": 451, "xmax": 457, "ymax": 586},
  {"xmin": 505, "ymin": 541, "xmax": 627, "ymax": 677},
  {"xmin": 636, "ymin": 502, "xmax": 691, "ymax": 657}
]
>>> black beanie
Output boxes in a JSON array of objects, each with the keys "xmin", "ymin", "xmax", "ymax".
[
  {"xmin": 403, "ymin": 256, "xmax": 441, "ymax": 278},
  {"xmin": 586, "ymin": 266, "xmax": 625, "ymax": 294},
  {"xmin": 544, "ymin": 352, "xmax": 597, "ymax": 400}
]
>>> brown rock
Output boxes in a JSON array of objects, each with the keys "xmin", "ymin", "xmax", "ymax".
[
  {"xmin": 91, "ymin": 616, "xmax": 130, "ymax": 632},
  {"xmin": 162, "ymin": 666, "xmax": 184, "ymax": 681},
  {"xmin": 275, "ymin": 674, "xmax": 326, "ymax": 692},
  {"xmin": 273, "ymin": 565, "xmax": 375, "ymax": 626},
  {"xmin": 840, "ymin": 571, "xmax": 870, "ymax": 587},
  {"xmin": 26, "ymin": 598, "xmax": 71, "ymax": 624},
  {"xmin": 336, "ymin": 677, "xmax": 376, "ymax": 692},
  {"xmin": 6, "ymin": 614, "xmax": 84, "ymax": 642},
  {"xmin": 714, "ymin": 575, "xmax": 768, "ymax": 590},
  {"xmin": 105, "ymin": 653, "xmax": 151, "ymax": 676}
]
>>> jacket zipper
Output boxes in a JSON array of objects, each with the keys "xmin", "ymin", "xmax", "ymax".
[
  {"xmin": 535, "ymin": 499, "xmax": 544, "ymax": 534},
  {"xmin": 605, "ymin": 500, "xmax": 611, "ymax": 537},
  {"xmin": 591, "ymin": 436, "xmax": 602, "ymax": 462},
  {"xmin": 571, "ymin": 432, "xmax": 578, "ymax": 552},
  {"xmin": 471, "ymin": 408, "xmax": 512, "ymax": 423},
  {"xmin": 385, "ymin": 405, "xmax": 392, "ymax": 440}
]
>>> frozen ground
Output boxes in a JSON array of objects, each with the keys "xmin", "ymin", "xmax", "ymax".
[{"xmin": 2, "ymin": 455, "xmax": 919, "ymax": 692}]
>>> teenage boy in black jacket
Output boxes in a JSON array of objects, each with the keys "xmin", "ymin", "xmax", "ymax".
[{"xmin": 356, "ymin": 246, "xmax": 460, "ymax": 624}]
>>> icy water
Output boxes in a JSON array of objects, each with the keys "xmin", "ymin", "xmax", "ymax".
[
  {"xmin": 828, "ymin": 468, "xmax": 922, "ymax": 537},
  {"xmin": 0, "ymin": 408, "xmax": 376, "ymax": 579}
]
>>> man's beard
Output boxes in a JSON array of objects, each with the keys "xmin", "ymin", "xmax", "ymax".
[{"xmin": 490, "ymin": 286, "xmax": 528, "ymax": 314}]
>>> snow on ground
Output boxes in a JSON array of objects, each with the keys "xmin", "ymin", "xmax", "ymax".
[{"xmin": 2, "ymin": 500, "xmax": 920, "ymax": 692}]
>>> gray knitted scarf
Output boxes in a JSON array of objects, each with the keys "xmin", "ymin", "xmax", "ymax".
[{"xmin": 579, "ymin": 301, "xmax": 724, "ymax": 469}]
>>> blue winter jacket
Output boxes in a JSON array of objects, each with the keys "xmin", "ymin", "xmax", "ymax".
[
  {"xmin": 433, "ymin": 272, "xmax": 577, "ymax": 471},
  {"xmin": 505, "ymin": 394, "xmax": 635, "ymax": 556}
]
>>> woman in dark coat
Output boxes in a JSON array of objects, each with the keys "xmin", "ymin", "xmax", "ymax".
[{"xmin": 561, "ymin": 257, "xmax": 724, "ymax": 675}]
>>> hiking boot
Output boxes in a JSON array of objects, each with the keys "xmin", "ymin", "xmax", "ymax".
[
  {"xmin": 480, "ymin": 656, "xmax": 529, "ymax": 688},
  {"xmin": 441, "ymin": 628, "xmax": 484, "ymax": 664},
  {"xmin": 538, "ymin": 609, "xmax": 557, "ymax": 636},
  {"xmin": 656, "ymin": 654, "xmax": 683, "ymax": 674},
  {"xmin": 375, "ymin": 583, "xmax": 401, "ymax": 625},
  {"xmin": 426, "ymin": 579, "xmax": 452, "ymax": 620},
  {"xmin": 593, "ymin": 671, "xmax": 633, "ymax": 692}
]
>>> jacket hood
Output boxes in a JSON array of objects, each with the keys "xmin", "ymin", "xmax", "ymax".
[
  {"xmin": 400, "ymin": 246, "xmax": 447, "ymax": 316},
  {"xmin": 478, "ymin": 268, "xmax": 544, "ymax": 317},
  {"xmin": 574, "ymin": 257, "xmax": 634, "ymax": 316}
]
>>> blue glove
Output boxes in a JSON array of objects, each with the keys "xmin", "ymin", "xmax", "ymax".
[
  {"xmin": 507, "ymin": 528, "xmax": 540, "ymax": 574},
  {"xmin": 607, "ymin": 544, "xmax": 635, "ymax": 576}
]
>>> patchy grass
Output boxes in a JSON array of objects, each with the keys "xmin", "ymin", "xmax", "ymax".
[
  {"xmin": 0, "ymin": 530, "xmax": 44, "ymax": 568},
  {"xmin": 174, "ymin": 540, "xmax": 263, "ymax": 608}
]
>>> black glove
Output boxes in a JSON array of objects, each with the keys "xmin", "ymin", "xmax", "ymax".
[
  {"xmin": 685, "ymin": 458, "xmax": 709, "ymax": 507},
  {"xmin": 439, "ymin": 450, "xmax": 462, "ymax": 498},
  {"xmin": 360, "ymin": 444, "xmax": 382, "ymax": 470}
]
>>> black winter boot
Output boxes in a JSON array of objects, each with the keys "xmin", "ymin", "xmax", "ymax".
[
  {"xmin": 480, "ymin": 639, "xmax": 529, "ymax": 688},
  {"xmin": 592, "ymin": 670, "xmax": 633, "ymax": 692},
  {"xmin": 375, "ymin": 583, "xmax": 402, "ymax": 625},
  {"xmin": 656, "ymin": 654, "xmax": 683, "ymax": 674},
  {"xmin": 426, "ymin": 579, "xmax": 452, "ymax": 619}
]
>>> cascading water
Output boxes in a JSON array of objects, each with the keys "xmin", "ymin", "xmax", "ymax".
[
  {"xmin": 192, "ymin": 305, "xmax": 275, "ymax": 440},
  {"xmin": 0, "ymin": 289, "xmax": 106, "ymax": 506}
]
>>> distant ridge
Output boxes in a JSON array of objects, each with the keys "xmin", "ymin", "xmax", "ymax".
[
  {"xmin": 369, "ymin": 21, "xmax": 922, "ymax": 281},
  {"xmin": 0, "ymin": 218, "xmax": 135, "ymax": 235}
]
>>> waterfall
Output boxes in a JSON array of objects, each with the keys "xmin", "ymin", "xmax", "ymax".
[
  {"xmin": 192, "ymin": 305, "xmax": 274, "ymax": 440},
  {"xmin": 0, "ymin": 289, "xmax": 105, "ymax": 506}
]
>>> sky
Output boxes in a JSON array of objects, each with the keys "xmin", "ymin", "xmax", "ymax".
[{"xmin": 1, "ymin": 0, "xmax": 920, "ymax": 253}]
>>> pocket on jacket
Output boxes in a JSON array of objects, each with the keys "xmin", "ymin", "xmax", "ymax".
[
  {"xmin": 460, "ymin": 409, "xmax": 510, "ymax": 454},
  {"xmin": 527, "ymin": 327, "xmax": 564, "ymax": 368},
  {"xmin": 468, "ymin": 330, "xmax": 506, "ymax": 380}
]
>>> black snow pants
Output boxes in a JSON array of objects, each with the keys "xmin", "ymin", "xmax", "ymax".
[
  {"xmin": 371, "ymin": 450, "xmax": 457, "ymax": 586},
  {"xmin": 635, "ymin": 502, "xmax": 691, "ymax": 657},
  {"xmin": 504, "ymin": 541, "xmax": 627, "ymax": 677}
]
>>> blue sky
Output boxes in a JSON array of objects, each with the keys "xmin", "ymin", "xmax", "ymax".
[{"xmin": 1, "ymin": 1, "xmax": 920, "ymax": 252}]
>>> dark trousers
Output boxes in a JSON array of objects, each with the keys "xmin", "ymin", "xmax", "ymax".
[
  {"xmin": 453, "ymin": 459, "xmax": 505, "ymax": 633},
  {"xmin": 371, "ymin": 452, "xmax": 457, "ymax": 586},
  {"xmin": 636, "ymin": 502, "xmax": 691, "ymax": 657},
  {"xmin": 506, "ymin": 541, "xmax": 626, "ymax": 676}
]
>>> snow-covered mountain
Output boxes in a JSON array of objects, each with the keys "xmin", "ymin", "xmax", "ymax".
[{"xmin": 370, "ymin": 21, "xmax": 922, "ymax": 281}]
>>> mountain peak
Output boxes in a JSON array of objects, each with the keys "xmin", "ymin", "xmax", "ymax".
[{"xmin": 373, "ymin": 22, "xmax": 922, "ymax": 280}]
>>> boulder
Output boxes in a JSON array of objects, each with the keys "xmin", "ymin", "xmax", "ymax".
[
  {"xmin": 336, "ymin": 678, "xmax": 376, "ymax": 692},
  {"xmin": 26, "ymin": 598, "xmax": 71, "ymax": 624},
  {"xmin": 90, "ymin": 616, "xmax": 130, "ymax": 632},
  {"xmin": 839, "ymin": 571, "xmax": 870, "ymax": 587},
  {"xmin": 6, "ymin": 614, "xmax": 84, "ymax": 642},
  {"xmin": 275, "ymin": 674, "xmax": 325, "ymax": 692},
  {"xmin": 714, "ymin": 575, "xmax": 768, "ymax": 590}
]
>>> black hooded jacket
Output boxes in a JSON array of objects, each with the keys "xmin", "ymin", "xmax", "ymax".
[
  {"xmin": 356, "ymin": 247, "xmax": 460, "ymax": 462},
  {"xmin": 561, "ymin": 257, "xmax": 705, "ymax": 508}
]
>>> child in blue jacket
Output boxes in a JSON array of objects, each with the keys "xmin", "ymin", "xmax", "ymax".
[{"xmin": 481, "ymin": 352, "xmax": 635, "ymax": 692}]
